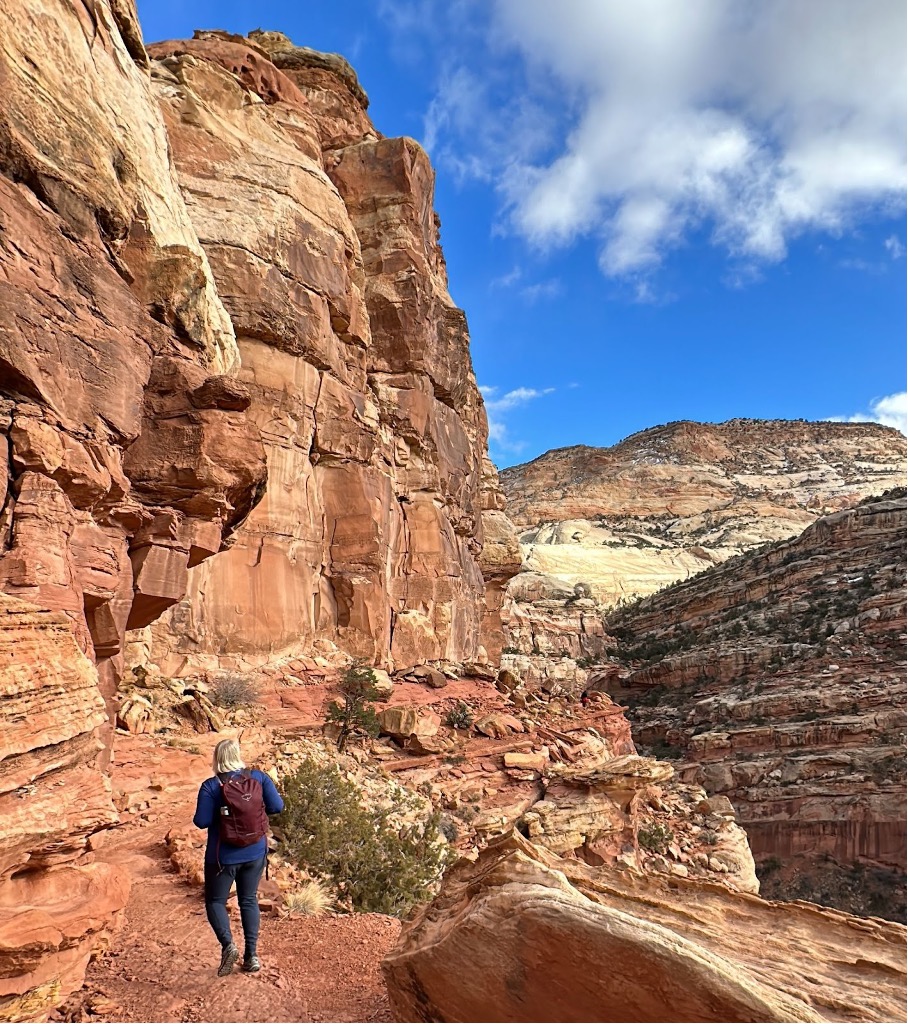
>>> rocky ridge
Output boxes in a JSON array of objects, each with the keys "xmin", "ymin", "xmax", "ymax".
[
  {"xmin": 598, "ymin": 489, "xmax": 907, "ymax": 919},
  {"xmin": 500, "ymin": 419, "xmax": 906, "ymax": 615}
]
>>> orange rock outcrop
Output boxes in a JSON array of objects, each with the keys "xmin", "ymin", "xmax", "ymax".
[
  {"xmin": 384, "ymin": 831, "xmax": 906, "ymax": 1023},
  {"xmin": 0, "ymin": 597, "xmax": 130, "ymax": 1022},
  {"xmin": 137, "ymin": 30, "xmax": 518, "ymax": 673}
]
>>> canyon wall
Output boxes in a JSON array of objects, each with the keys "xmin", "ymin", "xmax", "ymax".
[
  {"xmin": 0, "ymin": 597, "xmax": 130, "ymax": 1022},
  {"xmin": 0, "ymin": 3, "xmax": 269, "ymax": 1015},
  {"xmin": 501, "ymin": 419, "xmax": 906, "ymax": 611},
  {"xmin": 0, "ymin": 7, "xmax": 517, "ymax": 1015},
  {"xmin": 139, "ymin": 30, "xmax": 517, "ymax": 674},
  {"xmin": 598, "ymin": 490, "xmax": 907, "ymax": 919}
]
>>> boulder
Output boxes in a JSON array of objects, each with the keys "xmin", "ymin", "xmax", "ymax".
[
  {"xmin": 370, "ymin": 669, "xmax": 395, "ymax": 702},
  {"xmin": 117, "ymin": 694, "xmax": 156, "ymax": 735},
  {"xmin": 409, "ymin": 666, "xmax": 449, "ymax": 689},
  {"xmin": 378, "ymin": 707, "xmax": 441, "ymax": 742},
  {"xmin": 474, "ymin": 713, "xmax": 525, "ymax": 739},
  {"xmin": 503, "ymin": 750, "xmax": 548, "ymax": 772},
  {"xmin": 383, "ymin": 831, "xmax": 907, "ymax": 1024}
]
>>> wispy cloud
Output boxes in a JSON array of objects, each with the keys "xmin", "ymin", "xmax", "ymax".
[
  {"xmin": 488, "ymin": 266, "xmax": 561, "ymax": 302},
  {"xmin": 829, "ymin": 391, "xmax": 907, "ymax": 435},
  {"xmin": 490, "ymin": 266, "xmax": 523, "ymax": 288},
  {"xmin": 521, "ymin": 278, "xmax": 562, "ymax": 302},
  {"xmin": 480, "ymin": 384, "xmax": 556, "ymax": 452},
  {"xmin": 884, "ymin": 235, "xmax": 905, "ymax": 259}
]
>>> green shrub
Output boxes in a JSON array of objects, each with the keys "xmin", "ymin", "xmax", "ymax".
[
  {"xmin": 324, "ymin": 661, "xmax": 381, "ymax": 751},
  {"xmin": 277, "ymin": 758, "xmax": 453, "ymax": 916},
  {"xmin": 760, "ymin": 855, "xmax": 783, "ymax": 875},
  {"xmin": 638, "ymin": 822, "xmax": 674, "ymax": 854},
  {"xmin": 445, "ymin": 701, "xmax": 474, "ymax": 730}
]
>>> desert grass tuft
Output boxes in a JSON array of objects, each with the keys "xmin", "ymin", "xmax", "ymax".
[{"xmin": 283, "ymin": 879, "xmax": 334, "ymax": 917}]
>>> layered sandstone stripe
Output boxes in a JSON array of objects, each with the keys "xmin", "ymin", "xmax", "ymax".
[
  {"xmin": 384, "ymin": 831, "xmax": 907, "ymax": 1023},
  {"xmin": 141, "ymin": 30, "xmax": 519, "ymax": 672}
]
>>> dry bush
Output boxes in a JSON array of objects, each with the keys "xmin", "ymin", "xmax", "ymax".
[
  {"xmin": 284, "ymin": 879, "xmax": 334, "ymax": 917},
  {"xmin": 210, "ymin": 674, "xmax": 259, "ymax": 708},
  {"xmin": 278, "ymin": 758, "xmax": 454, "ymax": 916}
]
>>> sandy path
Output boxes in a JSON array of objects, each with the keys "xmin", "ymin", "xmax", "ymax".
[
  {"xmin": 53, "ymin": 728, "xmax": 400, "ymax": 1024},
  {"xmin": 67, "ymin": 815, "xmax": 398, "ymax": 1024}
]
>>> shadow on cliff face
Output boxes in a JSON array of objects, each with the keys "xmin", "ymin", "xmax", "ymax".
[{"xmin": 758, "ymin": 855, "xmax": 907, "ymax": 924}]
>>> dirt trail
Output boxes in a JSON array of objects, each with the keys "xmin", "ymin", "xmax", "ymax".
[
  {"xmin": 57, "ymin": 746, "xmax": 399, "ymax": 1024},
  {"xmin": 55, "ymin": 674, "xmax": 570, "ymax": 1022}
]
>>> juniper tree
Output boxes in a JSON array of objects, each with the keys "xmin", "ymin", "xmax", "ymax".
[{"xmin": 324, "ymin": 661, "xmax": 381, "ymax": 751}]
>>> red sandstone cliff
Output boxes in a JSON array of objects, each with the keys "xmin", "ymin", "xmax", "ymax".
[
  {"xmin": 134, "ymin": 30, "xmax": 518, "ymax": 675},
  {"xmin": 0, "ymin": 8, "xmax": 517, "ymax": 1017}
]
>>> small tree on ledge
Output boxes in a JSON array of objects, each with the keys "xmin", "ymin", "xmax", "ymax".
[{"xmin": 325, "ymin": 661, "xmax": 381, "ymax": 752}]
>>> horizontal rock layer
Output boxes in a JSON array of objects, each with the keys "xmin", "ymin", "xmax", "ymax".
[
  {"xmin": 0, "ymin": 596, "xmax": 129, "ymax": 1022},
  {"xmin": 600, "ymin": 490, "xmax": 907, "ymax": 919}
]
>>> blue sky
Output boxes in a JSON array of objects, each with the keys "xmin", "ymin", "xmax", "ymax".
[{"xmin": 137, "ymin": 0, "xmax": 907, "ymax": 468}]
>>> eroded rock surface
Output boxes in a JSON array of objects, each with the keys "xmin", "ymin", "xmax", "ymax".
[
  {"xmin": 0, "ymin": 0, "xmax": 267, "ymax": 708},
  {"xmin": 501, "ymin": 419, "xmax": 906, "ymax": 610},
  {"xmin": 0, "ymin": 12, "xmax": 518, "ymax": 1015},
  {"xmin": 139, "ymin": 30, "xmax": 518, "ymax": 672},
  {"xmin": 384, "ymin": 831, "xmax": 907, "ymax": 1024},
  {"xmin": 0, "ymin": 597, "xmax": 129, "ymax": 1022},
  {"xmin": 601, "ymin": 489, "xmax": 907, "ymax": 919}
]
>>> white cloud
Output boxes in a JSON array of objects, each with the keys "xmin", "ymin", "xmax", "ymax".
[
  {"xmin": 423, "ymin": 62, "xmax": 556, "ymax": 185},
  {"xmin": 490, "ymin": 266, "xmax": 523, "ymax": 288},
  {"xmin": 830, "ymin": 391, "xmax": 908, "ymax": 435},
  {"xmin": 488, "ymin": 268, "xmax": 562, "ymax": 301},
  {"xmin": 481, "ymin": 384, "xmax": 556, "ymax": 451},
  {"xmin": 884, "ymin": 235, "xmax": 905, "ymax": 259},
  {"xmin": 429, "ymin": 0, "xmax": 906, "ymax": 279}
]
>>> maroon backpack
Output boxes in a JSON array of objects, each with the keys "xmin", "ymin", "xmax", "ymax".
[{"xmin": 218, "ymin": 771, "xmax": 268, "ymax": 847}]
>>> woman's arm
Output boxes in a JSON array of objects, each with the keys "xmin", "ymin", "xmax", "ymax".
[
  {"xmin": 193, "ymin": 780, "xmax": 217, "ymax": 829},
  {"xmin": 260, "ymin": 773, "xmax": 284, "ymax": 815}
]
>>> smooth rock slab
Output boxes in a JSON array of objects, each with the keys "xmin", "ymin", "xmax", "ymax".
[{"xmin": 383, "ymin": 831, "xmax": 906, "ymax": 1023}]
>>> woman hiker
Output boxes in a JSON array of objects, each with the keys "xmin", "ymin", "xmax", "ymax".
[{"xmin": 193, "ymin": 738, "xmax": 284, "ymax": 976}]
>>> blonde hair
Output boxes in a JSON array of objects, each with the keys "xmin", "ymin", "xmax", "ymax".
[{"xmin": 213, "ymin": 738, "xmax": 245, "ymax": 775}]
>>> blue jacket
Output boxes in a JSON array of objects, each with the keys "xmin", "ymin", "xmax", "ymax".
[{"xmin": 193, "ymin": 769, "xmax": 284, "ymax": 865}]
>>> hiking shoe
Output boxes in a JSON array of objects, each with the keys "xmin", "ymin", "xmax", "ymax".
[
  {"xmin": 242, "ymin": 955, "xmax": 261, "ymax": 974},
  {"xmin": 218, "ymin": 943, "xmax": 239, "ymax": 977}
]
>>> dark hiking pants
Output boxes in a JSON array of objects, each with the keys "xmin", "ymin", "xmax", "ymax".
[{"xmin": 204, "ymin": 856, "xmax": 266, "ymax": 956}]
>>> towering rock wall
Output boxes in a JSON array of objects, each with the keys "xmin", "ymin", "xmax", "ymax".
[
  {"xmin": 0, "ymin": 7, "xmax": 515, "ymax": 1014},
  {"xmin": 0, "ymin": 0, "xmax": 267, "ymax": 706},
  {"xmin": 599, "ymin": 490, "xmax": 907, "ymax": 919},
  {"xmin": 141, "ymin": 30, "xmax": 517, "ymax": 673},
  {"xmin": 0, "ymin": 4, "xmax": 267, "ymax": 1016}
]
